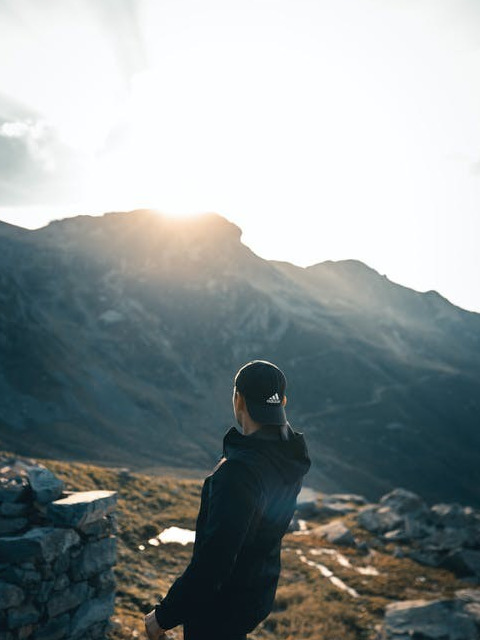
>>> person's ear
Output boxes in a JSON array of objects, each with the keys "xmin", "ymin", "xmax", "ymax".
[
  {"xmin": 237, "ymin": 391, "xmax": 246, "ymax": 409},
  {"xmin": 233, "ymin": 389, "xmax": 243, "ymax": 409},
  {"xmin": 282, "ymin": 395, "xmax": 287, "ymax": 407}
]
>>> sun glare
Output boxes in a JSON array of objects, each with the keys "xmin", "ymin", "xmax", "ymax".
[{"xmin": 1, "ymin": 0, "xmax": 480, "ymax": 309}]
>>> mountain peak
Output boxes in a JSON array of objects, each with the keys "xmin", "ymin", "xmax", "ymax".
[{"xmin": 38, "ymin": 209, "xmax": 243, "ymax": 251}]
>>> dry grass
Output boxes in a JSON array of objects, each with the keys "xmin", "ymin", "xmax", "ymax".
[{"xmin": 2, "ymin": 452, "xmax": 469, "ymax": 639}]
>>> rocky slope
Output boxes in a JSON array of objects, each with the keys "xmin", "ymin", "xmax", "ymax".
[
  {"xmin": 0, "ymin": 210, "xmax": 479, "ymax": 505},
  {"xmin": 3, "ymin": 452, "xmax": 478, "ymax": 640}
]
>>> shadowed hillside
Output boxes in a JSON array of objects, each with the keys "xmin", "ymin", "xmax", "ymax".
[{"xmin": 0, "ymin": 210, "xmax": 479, "ymax": 505}]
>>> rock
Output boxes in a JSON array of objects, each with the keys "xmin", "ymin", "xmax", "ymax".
[
  {"xmin": 431, "ymin": 503, "xmax": 477, "ymax": 529},
  {"xmin": 47, "ymin": 581, "xmax": 90, "ymax": 617},
  {"xmin": 36, "ymin": 580, "xmax": 54, "ymax": 604},
  {"xmin": 440, "ymin": 549, "xmax": 480, "ymax": 580},
  {"xmin": 358, "ymin": 489, "xmax": 433, "ymax": 539},
  {"xmin": 89, "ymin": 569, "xmax": 116, "ymax": 595},
  {"xmin": 358, "ymin": 505, "xmax": 403, "ymax": 534},
  {"xmin": 0, "ymin": 565, "xmax": 42, "ymax": 589},
  {"xmin": 287, "ymin": 515, "xmax": 299, "ymax": 532},
  {"xmin": 311, "ymin": 520, "xmax": 356, "ymax": 546},
  {"xmin": 295, "ymin": 487, "xmax": 318, "ymax": 517},
  {"xmin": 47, "ymin": 490, "xmax": 117, "ymax": 529},
  {"xmin": 33, "ymin": 613, "xmax": 70, "ymax": 640},
  {"xmin": 0, "ymin": 468, "xmax": 30, "ymax": 503},
  {"xmin": 0, "ymin": 582, "xmax": 24, "ymax": 609},
  {"xmin": 17, "ymin": 624, "xmax": 36, "ymax": 640},
  {"xmin": 84, "ymin": 620, "xmax": 111, "ymax": 640},
  {"xmin": 424, "ymin": 526, "xmax": 476, "ymax": 551},
  {"xmin": 456, "ymin": 589, "xmax": 480, "ymax": 626},
  {"xmin": 327, "ymin": 493, "xmax": 368, "ymax": 505},
  {"xmin": 378, "ymin": 593, "xmax": 480, "ymax": 640},
  {"xmin": 384, "ymin": 529, "xmax": 409, "ymax": 542},
  {"xmin": 356, "ymin": 540, "xmax": 370, "ymax": 554},
  {"xmin": 0, "ymin": 517, "xmax": 28, "ymax": 535},
  {"xmin": 379, "ymin": 488, "xmax": 429, "ymax": 517},
  {"xmin": 315, "ymin": 493, "xmax": 368, "ymax": 518},
  {"xmin": 69, "ymin": 593, "xmax": 115, "ymax": 638},
  {"xmin": 25, "ymin": 467, "xmax": 64, "ymax": 505},
  {"xmin": 70, "ymin": 536, "xmax": 116, "ymax": 580},
  {"xmin": 0, "ymin": 527, "xmax": 80, "ymax": 563},
  {"xmin": 0, "ymin": 503, "xmax": 29, "ymax": 517},
  {"xmin": 52, "ymin": 552, "xmax": 70, "ymax": 575},
  {"xmin": 7, "ymin": 603, "xmax": 41, "ymax": 629},
  {"xmin": 407, "ymin": 549, "xmax": 442, "ymax": 568},
  {"xmin": 317, "ymin": 501, "xmax": 357, "ymax": 518},
  {"xmin": 53, "ymin": 573, "xmax": 69, "ymax": 592},
  {"xmin": 79, "ymin": 515, "xmax": 117, "ymax": 539}
]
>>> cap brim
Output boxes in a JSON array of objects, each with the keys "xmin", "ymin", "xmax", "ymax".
[{"xmin": 245, "ymin": 399, "xmax": 287, "ymax": 426}]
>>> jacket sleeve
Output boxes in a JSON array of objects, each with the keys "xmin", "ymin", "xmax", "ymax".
[{"xmin": 154, "ymin": 459, "xmax": 261, "ymax": 630}]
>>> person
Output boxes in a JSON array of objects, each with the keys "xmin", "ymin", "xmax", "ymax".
[{"xmin": 144, "ymin": 359, "xmax": 311, "ymax": 640}]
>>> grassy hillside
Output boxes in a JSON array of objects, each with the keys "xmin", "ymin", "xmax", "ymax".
[{"xmin": 22, "ymin": 455, "xmax": 464, "ymax": 640}]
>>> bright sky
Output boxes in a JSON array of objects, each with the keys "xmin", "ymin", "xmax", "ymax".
[{"xmin": 1, "ymin": 0, "xmax": 479, "ymax": 311}]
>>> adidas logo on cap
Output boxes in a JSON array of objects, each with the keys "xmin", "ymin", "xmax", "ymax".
[{"xmin": 266, "ymin": 392, "xmax": 281, "ymax": 404}]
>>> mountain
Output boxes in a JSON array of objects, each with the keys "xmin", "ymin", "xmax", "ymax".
[{"xmin": 0, "ymin": 210, "xmax": 479, "ymax": 505}]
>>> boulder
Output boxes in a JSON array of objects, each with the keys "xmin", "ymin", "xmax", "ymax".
[
  {"xmin": 358, "ymin": 489, "xmax": 435, "ymax": 540},
  {"xmin": 440, "ymin": 549, "xmax": 480, "ymax": 581},
  {"xmin": 378, "ymin": 591, "xmax": 480, "ymax": 639},
  {"xmin": 358, "ymin": 505, "xmax": 403, "ymax": 534},
  {"xmin": 423, "ymin": 526, "xmax": 476, "ymax": 551},
  {"xmin": 311, "ymin": 520, "xmax": 356, "ymax": 546},
  {"xmin": 380, "ymin": 488, "xmax": 429, "ymax": 517},
  {"xmin": 407, "ymin": 549, "xmax": 442, "ymax": 568},
  {"xmin": 47, "ymin": 491, "xmax": 117, "ymax": 529},
  {"xmin": 431, "ymin": 503, "xmax": 477, "ymax": 529}
]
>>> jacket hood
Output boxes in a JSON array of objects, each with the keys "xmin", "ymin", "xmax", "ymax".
[{"xmin": 222, "ymin": 425, "xmax": 311, "ymax": 484}]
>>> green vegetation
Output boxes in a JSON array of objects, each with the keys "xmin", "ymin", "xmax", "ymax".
[{"xmin": 9, "ymin": 455, "xmax": 466, "ymax": 640}]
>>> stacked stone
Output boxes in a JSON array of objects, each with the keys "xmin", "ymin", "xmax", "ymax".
[{"xmin": 0, "ymin": 457, "xmax": 117, "ymax": 640}]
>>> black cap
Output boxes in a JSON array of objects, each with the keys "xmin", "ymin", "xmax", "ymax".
[{"xmin": 234, "ymin": 360, "xmax": 287, "ymax": 426}]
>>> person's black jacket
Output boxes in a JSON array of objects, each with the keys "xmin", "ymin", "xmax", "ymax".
[{"xmin": 154, "ymin": 423, "xmax": 311, "ymax": 634}]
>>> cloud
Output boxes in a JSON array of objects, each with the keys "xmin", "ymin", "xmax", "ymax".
[{"xmin": 0, "ymin": 113, "xmax": 85, "ymax": 206}]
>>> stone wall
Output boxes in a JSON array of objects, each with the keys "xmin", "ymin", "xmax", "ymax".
[{"xmin": 0, "ymin": 457, "xmax": 117, "ymax": 640}]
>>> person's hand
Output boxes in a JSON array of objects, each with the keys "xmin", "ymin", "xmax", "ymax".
[{"xmin": 144, "ymin": 609, "xmax": 167, "ymax": 639}]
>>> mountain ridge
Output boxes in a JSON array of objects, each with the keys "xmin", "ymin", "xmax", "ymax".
[{"xmin": 0, "ymin": 210, "xmax": 479, "ymax": 506}]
